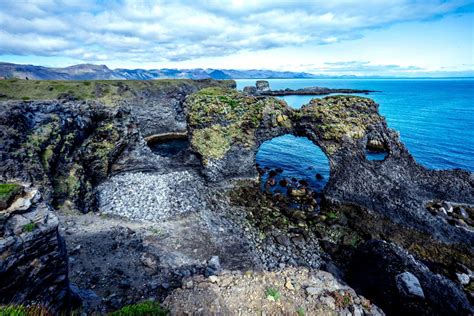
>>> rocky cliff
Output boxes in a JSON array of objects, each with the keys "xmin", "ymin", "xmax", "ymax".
[{"xmin": 0, "ymin": 79, "xmax": 472, "ymax": 314}]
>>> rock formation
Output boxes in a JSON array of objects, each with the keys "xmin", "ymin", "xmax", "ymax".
[
  {"xmin": 0, "ymin": 79, "xmax": 472, "ymax": 314},
  {"xmin": 0, "ymin": 184, "xmax": 69, "ymax": 312}
]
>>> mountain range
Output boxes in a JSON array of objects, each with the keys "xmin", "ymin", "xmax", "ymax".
[{"xmin": 0, "ymin": 62, "xmax": 323, "ymax": 80}]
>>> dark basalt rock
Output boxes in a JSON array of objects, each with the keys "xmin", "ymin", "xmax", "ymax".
[
  {"xmin": 347, "ymin": 240, "xmax": 473, "ymax": 315},
  {"xmin": 187, "ymin": 89, "xmax": 473, "ymax": 274},
  {"xmin": 246, "ymin": 80, "xmax": 374, "ymax": 96},
  {"xmin": 0, "ymin": 80, "xmax": 472, "ymax": 313},
  {"xmin": 0, "ymin": 187, "xmax": 70, "ymax": 313}
]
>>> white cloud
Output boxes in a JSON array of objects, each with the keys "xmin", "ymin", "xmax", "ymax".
[{"xmin": 0, "ymin": 0, "xmax": 471, "ymax": 64}]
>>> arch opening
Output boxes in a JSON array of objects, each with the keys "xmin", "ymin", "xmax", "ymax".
[
  {"xmin": 256, "ymin": 134, "xmax": 330, "ymax": 201},
  {"xmin": 365, "ymin": 138, "xmax": 389, "ymax": 161},
  {"xmin": 146, "ymin": 132, "xmax": 189, "ymax": 157}
]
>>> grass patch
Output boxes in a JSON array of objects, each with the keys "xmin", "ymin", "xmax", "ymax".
[
  {"xmin": 22, "ymin": 221, "xmax": 38, "ymax": 233},
  {"xmin": 265, "ymin": 287, "xmax": 281, "ymax": 301},
  {"xmin": 0, "ymin": 183, "xmax": 22, "ymax": 201},
  {"xmin": 110, "ymin": 301, "xmax": 168, "ymax": 316},
  {"xmin": 0, "ymin": 79, "xmax": 234, "ymax": 106},
  {"xmin": 296, "ymin": 307, "xmax": 305, "ymax": 316},
  {"xmin": 0, "ymin": 183, "xmax": 22, "ymax": 208},
  {"xmin": 0, "ymin": 305, "xmax": 51, "ymax": 316}
]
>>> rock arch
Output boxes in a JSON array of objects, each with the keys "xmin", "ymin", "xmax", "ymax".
[
  {"xmin": 186, "ymin": 88, "xmax": 474, "ymax": 269},
  {"xmin": 255, "ymin": 134, "xmax": 330, "ymax": 194}
]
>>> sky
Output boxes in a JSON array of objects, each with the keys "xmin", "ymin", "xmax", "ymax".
[{"xmin": 0, "ymin": 0, "xmax": 473, "ymax": 77}]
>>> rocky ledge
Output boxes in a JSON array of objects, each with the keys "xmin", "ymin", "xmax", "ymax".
[
  {"xmin": 243, "ymin": 80, "xmax": 374, "ymax": 96},
  {"xmin": 0, "ymin": 184, "xmax": 69, "ymax": 312}
]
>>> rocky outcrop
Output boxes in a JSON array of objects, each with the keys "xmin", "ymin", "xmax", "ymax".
[
  {"xmin": 0, "ymin": 99, "xmax": 136, "ymax": 213},
  {"xmin": 0, "ymin": 79, "xmax": 237, "ymax": 311},
  {"xmin": 244, "ymin": 80, "xmax": 374, "ymax": 96},
  {"xmin": 185, "ymin": 87, "xmax": 293, "ymax": 181},
  {"xmin": 347, "ymin": 240, "xmax": 473, "ymax": 315},
  {"xmin": 0, "ymin": 79, "xmax": 472, "ymax": 314},
  {"xmin": 164, "ymin": 267, "xmax": 384, "ymax": 315},
  {"xmin": 187, "ymin": 89, "xmax": 473, "ymax": 272},
  {"xmin": 0, "ymin": 185, "xmax": 69, "ymax": 312}
]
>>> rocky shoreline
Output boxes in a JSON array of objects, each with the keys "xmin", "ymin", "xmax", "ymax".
[
  {"xmin": 243, "ymin": 80, "xmax": 374, "ymax": 96},
  {"xmin": 0, "ymin": 78, "xmax": 472, "ymax": 315}
]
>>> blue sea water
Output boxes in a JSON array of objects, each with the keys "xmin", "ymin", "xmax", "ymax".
[{"xmin": 236, "ymin": 78, "xmax": 474, "ymax": 190}]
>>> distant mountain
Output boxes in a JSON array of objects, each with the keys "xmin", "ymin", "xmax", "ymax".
[{"xmin": 0, "ymin": 62, "xmax": 320, "ymax": 80}]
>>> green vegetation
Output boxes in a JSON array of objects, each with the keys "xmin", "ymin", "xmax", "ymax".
[
  {"xmin": 0, "ymin": 183, "xmax": 22, "ymax": 207},
  {"xmin": 0, "ymin": 305, "xmax": 50, "ymax": 316},
  {"xmin": 296, "ymin": 307, "xmax": 305, "ymax": 316},
  {"xmin": 22, "ymin": 221, "xmax": 38, "ymax": 233},
  {"xmin": 110, "ymin": 301, "xmax": 168, "ymax": 316},
  {"xmin": 265, "ymin": 287, "xmax": 281, "ymax": 301},
  {"xmin": 55, "ymin": 163, "xmax": 82, "ymax": 198},
  {"xmin": 187, "ymin": 87, "xmax": 290, "ymax": 161},
  {"xmin": 0, "ymin": 183, "xmax": 22, "ymax": 200},
  {"xmin": 0, "ymin": 79, "xmax": 233, "ymax": 106},
  {"xmin": 299, "ymin": 95, "xmax": 380, "ymax": 150},
  {"xmin": 326, "ymin": 211, "xmax": 339, "ymax": 221}
]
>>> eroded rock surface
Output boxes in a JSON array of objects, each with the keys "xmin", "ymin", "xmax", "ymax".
[
  {"xmin": 0, "ymin": 185, "xmax": 69, "ymax": 312},
  {"xmin": 0, "ymin": 80, "xmax": 472, "ymax": 314}
]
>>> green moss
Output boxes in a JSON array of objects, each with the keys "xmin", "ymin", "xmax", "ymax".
[
  {"xmin": 0, "ymin": 305, "xmax": 51, "ymax": 316},
  {"xmin": 22, "ymin": 221, "xmax": 38, "ymax": 233},
  {"xmin": 55, "ymin": 164, "xmax": 82, "ymax": 197},
  {"xmin": 299, "ymin": 95, "xmax": 380, "ymax": 145},
  {"xmin": 24, "ymin": 115, "xmax": 61, "ymax": 164},
  {"xmin": 188, "ymin": 87, "xmax": 289, "ymax": 160},
  {"xmin": 110, "ymin": 301, "xmax": 168, "ymax": 316},
  {"xmin": 41, "ymin": 145, "xmax": 55, "ymax": 170},
  {"xmin": 191, "ymin": 125, "xmax": 231, "ymax": 160}
]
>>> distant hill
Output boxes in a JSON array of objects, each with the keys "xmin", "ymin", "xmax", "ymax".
[{"xmin": 0, "ymin": 62, "xmax": 319, "ymax": 80}]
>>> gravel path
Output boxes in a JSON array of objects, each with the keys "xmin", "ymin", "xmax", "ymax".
[{"xmin": 98, "ymin": 171, "xmax": 207, "ymax": 221}]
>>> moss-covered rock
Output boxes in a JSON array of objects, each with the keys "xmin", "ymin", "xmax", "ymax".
[
  {"xmin": 296, "ymin": 95, "xmax": 381, "ymax": 153},
  {"xmin": 187, "ymin": 87, "xmax": 291, "ymax": 167}
]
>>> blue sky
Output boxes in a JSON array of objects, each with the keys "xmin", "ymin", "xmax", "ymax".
[{"xmin": 0, "ymin": 0, "xmax": 473, "ymax": 76}]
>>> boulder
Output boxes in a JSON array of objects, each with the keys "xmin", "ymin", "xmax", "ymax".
[
  {"xmin": 347, "ymin": 240, "xmax": 472, "ymax": 315},
  {"xmin": 255, "ymin": 80, "xmax": 271, "ymax": 92},
  {"xmin": 395, "ymin": 272, "xmax": 425, "ymax": 299},
  {"xmin": 243, "ymin": 86, "xmax": 257, "ymax": 95}
]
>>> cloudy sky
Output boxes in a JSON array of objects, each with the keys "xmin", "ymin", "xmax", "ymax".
[{"xmin": 0, "ymin": 0, "xmax": 473, "ymax": 76}]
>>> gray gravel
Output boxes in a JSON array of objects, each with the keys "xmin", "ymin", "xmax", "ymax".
[{"xmin": 98, "ymin": 171, "xmax": 207, "ymax": 221}]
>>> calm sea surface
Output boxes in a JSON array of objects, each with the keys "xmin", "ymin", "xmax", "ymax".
[{"xmin": 236, "ymin": 78, "xmax": 474, "ymax": 189}]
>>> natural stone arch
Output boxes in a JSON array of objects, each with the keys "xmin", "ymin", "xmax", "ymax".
[
  {"xmin": 186, "ymin": 88, "xmax": 474, "ymax": 270},
  {"xmin": 255, "ymin": 133, "xmax": 331, "ymax": 194}
]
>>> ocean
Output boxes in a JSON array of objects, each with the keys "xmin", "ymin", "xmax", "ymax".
[{"xmin": 236, "ymin": 78, "xmax": 474, "ymax": 190}]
